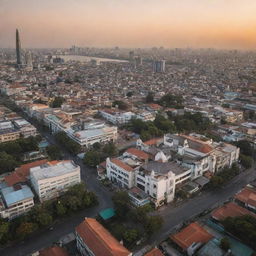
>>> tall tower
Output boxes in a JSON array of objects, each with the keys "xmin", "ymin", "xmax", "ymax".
[{"xmin": 16, "ymin": 29, "xmax": 22, "ymax": 66}]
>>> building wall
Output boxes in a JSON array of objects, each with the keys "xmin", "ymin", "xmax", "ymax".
[{"xmin": 30, "ymin": 167, "xmax": 81, "ymax": 202}]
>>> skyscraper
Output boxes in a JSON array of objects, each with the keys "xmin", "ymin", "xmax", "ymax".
[
  {"xmin": 16, "ymin": 29, "xmax": 22, "ymax": 66},
  {"xmin": 152, "ymin": 60, "xmax": 166, "ymax": 73}
]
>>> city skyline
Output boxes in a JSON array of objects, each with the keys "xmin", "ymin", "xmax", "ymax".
[{"xmin": 1, "ymin": 0, "xmax": 256, "ymax": 49}]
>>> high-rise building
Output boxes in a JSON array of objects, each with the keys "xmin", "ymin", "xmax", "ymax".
[
  {"xmin": 152, "ymin": 59, "xmax": 166, "ymax": 73},
  {"xmin": 129, "ymin": 51, "xmax": 134, "ymax": 63},
  {"xmin": 25, "ymin": 51, "xmax": 33, "ymax": 71},
  {"xmin": 16, "ymin": 29, "xmax": 22, "ymax": 66}
]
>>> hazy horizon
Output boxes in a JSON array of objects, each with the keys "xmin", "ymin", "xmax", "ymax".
[{"xmin": 1, "ymin": 0, "xmax": 256, "ymax": 50}]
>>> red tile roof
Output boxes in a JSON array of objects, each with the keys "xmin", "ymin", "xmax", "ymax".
[
  {"xmin": 76, "ymin": 218, "xmax": 131, "ymax": 256},
  {"xmin": 4, "ymin": 159, "xmax": 48, "ymax": 186},
  {"xmin": 180, "ymin": 135, "xmax": 213, "ymax": 154},
  {"xmin": 211, "ymin": 202, "xmax": 256, "ymax": 221},
  {"xmin": 235, "ymin": 187, "xmax": 256, "ymax": 208},
  {"xmin": 125, "ymin": 148, "xmax": 149, "ymax": 160},
  {"xmin": 39, "ymin": 246, "xmax": 69, "ymax": 256},
  {"xmin": 170, "ymin": 222, "xmax": 213, "ymax": 250},
  {"xmin": 111, "ymin": 158, "xmax": 134, "ymax": 172},
  {"xmin": 148, "ymin": 103, "xmax": 162, "ymax": 110},
  {"xmin": 144, "ymin": 138, "xmax": 162, "ymax": 146},
  {"xmin": 144, "ymin": 248, "xmax": 164, "ymax": 256}
]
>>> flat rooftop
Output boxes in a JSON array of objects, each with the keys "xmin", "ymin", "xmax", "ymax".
[
  {"xmin": 30, "ymin": 160, "xmax": 79, "ymax": 180},
  {"xmin": 1, "ymin": 185, "xmax": 34, "ymax": 207}
]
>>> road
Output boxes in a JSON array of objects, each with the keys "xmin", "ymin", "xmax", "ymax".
[
  {"xmin": 1, "ymin": 116, "xmax": 256, "ymax": 255},
  {"xmin": 0, "ymin": 127, "xmax": 114, "ymax": 256},
  {"xmin": 150, "ymin": 166, "xmax": 256, "ymax": 245}
]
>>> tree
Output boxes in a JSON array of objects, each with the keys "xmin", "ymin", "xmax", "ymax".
[
  {"xmin": 102, "ymin": 142, "xmax": 118, "ymax": 157},
  {"xmin": 55, "ymin": 202, "xmax": 67, "ymax": 217},
  {"xmin": 126, "ymin": 91, "xmax": 133, "ymax": 97},
  {"xmin": 84, "ymin": 150, "xmax": 102, "ymax": 167},
  {"xmin": 0, "ymin": 220, "xmax": 9, "ymax": 243},
  {"xmin": 123, "ymin": 229, "xmax": 139, "ymax": 244},
  {"xmin": 16, "ymin": 222, "xmax": 38, "ymax": 239},
  {"xmin": 46, "ymin": 145, "xmax": 62, "ymax": 160},
  {"xmin": 112, "ymin": 191, "xmax": 131, "ymax": 219},
  {"xmin": 240, "ymin": 154, "xmax": 253, "ymax": 169},
  {"xmin": 112, "ymin": 100, "xmax": 128, "ymax": 110},
  {"xmin": 51, "ymin": 97, "xmax": 65, "ymax": 108},
  {"xmin": 144, "ymin": 215, "xmax": 163, "ymax": 236},
  {"xmin": 55, "ymin": 132, "xmax": 81, "ymax": 155},
  {"xmin": 209, "ymin": 176, "xmax": 224, "ymax": 188},
  {"xmin": 0, "ymin": 152, "xmax": 18, "ymax": 174},
  {"xmin": 146, "ymin": 92, "xmax": 154, "ymax": 103},
  {"xmin": 220, "ymin": 237, "xmax": 230, "ymax": 252},
  {"xmin": 154, "ymin": 114, "xmax": 175, "ymax": 133},
  {"xmin": 37, "ymin": 212, "xmax": 53, "ymax": 227},
  {"xmin": 159, "ymin": 93, "xmax": 183, "ymax": 108},
  {"xmin": 235, "ymin": 140, "xmax": 254, "ymax": 157}
]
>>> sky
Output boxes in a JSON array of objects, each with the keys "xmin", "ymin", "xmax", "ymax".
[{"xmin": 0, "ymin": 0, "xmax": 256, "ymax": 49}]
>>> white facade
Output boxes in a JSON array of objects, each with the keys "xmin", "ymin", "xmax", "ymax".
[
  {"xmin": 99, "ymin": 110, "xmax": 135, "ymax": 125},
  {"xmin": 106, "ymin": 157, "xmax": 137, "ymax": 189},
  {"xmin": 0, "ymin": 185, "xmax": 34, "ymax": 220},
  {"xmin": 67, "ymin": 123, "xmax": 118, "ymax": 147},
  {"xmin": 30, "ymin": 160, "xmax": 81, "ymax": 202},
  {"xmin": 136, "ymin": 162, "xmax": 192, "ymax": 207}
]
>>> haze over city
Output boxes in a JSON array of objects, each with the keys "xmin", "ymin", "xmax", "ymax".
[{"xmin": 1, "ymin": 0, "xmax": 256, "ymax": 49}]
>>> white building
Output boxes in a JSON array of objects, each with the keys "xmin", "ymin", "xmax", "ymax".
[
  {"xmin": 13, "ymin": 119, "xmax": 38, "ymax": 138},
  {"xmin": 67, "ymin": 121, "xmax": 118, "ymax": 148},
  {"xmin": 30, "ymin": 160, "xmax": 81, "ymax": 202},
  {"xmin": 0, "ymin": 185, "xmax": 34, "ymax": 219},
  {"xmin": 136, "ymin": 161, "xmax": 192, "ymax": 207},
  {"xmin": 106, "ymin": 157, "xmax": 139, "ymax": 189},
  {"xmin": 99, "ymin": 109, "xmax": 135, "ymax": 125}
]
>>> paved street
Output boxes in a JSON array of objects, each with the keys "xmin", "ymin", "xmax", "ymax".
[{"xmin": 0, "ymin": 119, "xmax": 255, "ymax": 255}]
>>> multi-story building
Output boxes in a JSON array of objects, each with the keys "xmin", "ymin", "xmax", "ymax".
[
  {"xmin": 76, "ymin": 217, "xmax": 132, "ymax": 256},
  {"xmin": 67, "ymin": 121, "xmax": 118, "ymax": 148},
  {"xmin": 99, "ymin": 109, "xmax": 135, "ymax": 125},
  {"xmin": 106, "ymin": 157, "xmax": 138, "ymax": 189},
  {"xmin": 30, "ymin": 160, "xmax": 81, "ymax": 202},
  {"xmin": 136, "ymin": 161, "xmax": 192, "ymax": 207},
  {"xmin": 0, "ymin": 121, "xmax": 20, "ymax": 142},
  {"xmin": 13, "ymin": 119, "xmax": 38, "ymax": 138},
  {"xmin": 0, "ymin": 185, "xmax": 34, "ymax": 219}
]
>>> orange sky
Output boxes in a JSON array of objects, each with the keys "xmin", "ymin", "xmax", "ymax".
[{"xmin": 0, "ymin": 0, "xmax": 256, "ymax": 49}]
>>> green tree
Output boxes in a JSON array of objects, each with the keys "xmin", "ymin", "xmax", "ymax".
[
  {"xmin": 240, "ymin": 154, "xmax": 253, "ymax": 169},
  {"xmin": 235, "ymin": 140, "xmax": 254, "ymax": 157},
  {"xmin": 46, "ymin": 145, "xmax": 62, "ymax": 160},
  {"xmin": 51, "ymin": 97, "xmax": 65, "ymax": 108},
  {"xmin": 55, "ymin": 202, "xmax": 67, "ymax": 216},
  {"xmin": 220, "ymin": 237, "xmax": 230, "ymax": 252},
  {"xmin": 112, "ymin": 191, "xmax": 131, "ymax": 219},
  {"xmin": 159, "ymin": 93, "xmax": 183, "ymax": 108},
  {"xmin": 16, "ymin": 222, "xmax": 38, "ymax": 239},
  {"xmin": 37, "ymin": 212, "xmax": 53, "ymax": 227},
  {"xmin": 209, "ymin": 176, "xmax": 224, "ymax": 188},
  {"xmin": 146, "ymin": 92, "xmax": 154, "ymax": 103},
  {"xmin": 126, "ymin": 91, "xmax": 133, "ymax": 97},
  {"xmin": 102, "ymin": 142, "xmax": 118, "ymax": 157},
  {"xmin": 112, "ymin": 100, "xmax": 128, "ymax": 110},
  {"xmin": 144, "ymin": 215, "xmax": 163, "ymax": 236},
  {"xmin": 84, "ymin": 150, "xmax": 102, "ymax": 167},
  {"xmin": 0, "ymin": 152, "xmax": 18, "ymax": 174},
  {"xmin": 123, "ymin": 229, "xmax": 139, "ymax": 244},
  {"xmin": 0, "ymin": 220, "xmax": 9, "ymax": 243}
]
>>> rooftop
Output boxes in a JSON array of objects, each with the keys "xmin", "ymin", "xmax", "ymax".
[
  {"xmin": 211, "ymin": 202, "xmax": 256, "ymax": 221},
  {"xmin": 1, "ymin": 185, "xmax": 34, "ymax": 207},
  {"xmin": 170, "ymin": 222, "xmax": 213, "ymax": 250},
  {"xmin": 235, "ymin": 187, "xmax": 256, "ymax": 208},
  {"xmin": 30, "ymin": 160, "xmax": 79, "ymax": 181},
  {"xmin": 144, "ymin": 248, "xmax": 164, "ymax": 256},
  {"xmin": 39, "ymin": 246, "xmax": 69, "ymax": 256},
  {"xmin": 76, "ymin": 218, "xmax": 131, "ymax": 256}
]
